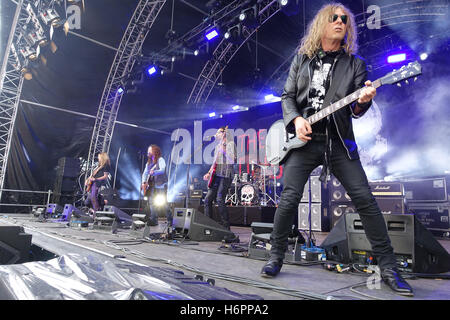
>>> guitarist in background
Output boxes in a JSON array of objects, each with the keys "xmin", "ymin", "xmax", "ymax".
[
  {"xmin": 85, "ymin": 152, "xmax": 111, "ymax": 217},
  {"xmin": 141, "ymin": 144, "xmax": 172, "ymax": 227},
  {"xmin": 260, "ymin": 3, "xmax": 413, "ymax": 296},
  {"xmin": 203, "ymin": 126, "xmax": 236, "ymax": 231}
]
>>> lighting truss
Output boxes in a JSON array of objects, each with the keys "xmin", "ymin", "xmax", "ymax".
[
  {"xmin": 85, "ymin": 0, "xmax": 166, "ymax": 184},
  {"xmin": 187, "ymin": 0, "xmax": 280, "ymax": 107}
]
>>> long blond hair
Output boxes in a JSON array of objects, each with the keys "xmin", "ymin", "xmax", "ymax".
[
  {"xmin": 298, "ymin": 3, "xmax": 357, "ymax": 58},
  {"xmin": 98, "ymin": 152, "xmax": 110, "ymax": 168}
]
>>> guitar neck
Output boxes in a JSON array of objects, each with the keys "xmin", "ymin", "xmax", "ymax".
[{"xmin": 307, "ymin": 78, "xmax": 382, "ymax": 125}]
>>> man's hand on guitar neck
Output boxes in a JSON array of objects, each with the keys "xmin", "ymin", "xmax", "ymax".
[
  {"xmin": 141, "ymin": 182, "xmax": 148, "ymax": 192},
  {"xmin": 294, "ymin": 116, "xmax": 312, "ymax": 142}
]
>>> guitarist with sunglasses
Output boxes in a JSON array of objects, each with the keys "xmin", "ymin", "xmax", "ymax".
[
  {"xmin": 260, "ymin": 3, "xmax": 413, "ymax": 296},
  {"xmin": 203, "ymin": 126, "xmax": 236, "ymax": 232},
  {"xmin": 141, "ymin": 144, "xmax": 171, "ymax": 227}
]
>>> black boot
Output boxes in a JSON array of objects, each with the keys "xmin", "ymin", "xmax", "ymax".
[
  {"xmin": 381, "ymin": 268, "xmax": 414, "ymax": 297},
  {"xmin": 261, "ymin": 258, "xmax": 283, "ymax": 278}
]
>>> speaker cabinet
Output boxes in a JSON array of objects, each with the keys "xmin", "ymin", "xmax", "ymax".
[
  {"xmin": 321, "ymin": 213, "xmax": 450, "ymax": 273},
  {"xmin": 172, "ymin": 208, "xmax": 235, "ymax": 241},
  {"xmin": 328, "ymin": 176, "xmax": 351, "ymax": 202},
  {"xmin": 298, "ymin": 203, "xmax": 330, "ymax": 232},
  {"xmin": 300, "ymin": 176, "xmax": 328, "ymax": 203}
]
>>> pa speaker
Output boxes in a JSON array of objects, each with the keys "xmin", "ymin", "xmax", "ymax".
[
  {"xmin": 173, "ymin": 208, "xmax": 235, "ymax": 241},
  {"xmin": 321, "ymin": 213, "xmax": 450, "ymax": 274},
  {"xmin": 0, "ymin": 226, "xmax": 32, "ymax": 265}
]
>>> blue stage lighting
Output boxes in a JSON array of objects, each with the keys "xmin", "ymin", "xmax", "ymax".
[
  {"xmin": 147, "ymin": 66, "xmax": 157, "ymax": 75},
  {"xmin": 232, "ymin": 105, "xmax": 240, "ymax": 110},
  {"xmin": 205, "ymin": 29, "xmax": 219, "ymax": 41},
  {"xmin": 420, "ymin": 53, "xmax": 428, "ymax": 61},
  {"xmin": 117, "ymin": 87, "xmax": 124, "ymax": 94},
  {"xmin": 387, "ymin": 53, "xmax": 406, "ymax": 63},
  {"xmin": 209, "ymin": 112, "xmax": 216, "ymax": 117}
]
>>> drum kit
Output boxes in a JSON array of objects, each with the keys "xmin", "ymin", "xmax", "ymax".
[{"xmin": 226, "ymin": 163, "xmax": 280, "ymax": 207}]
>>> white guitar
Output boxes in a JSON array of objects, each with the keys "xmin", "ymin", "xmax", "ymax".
[{"xmin": 265, "ymin": 61, "xmax": 422, "ymax": 165}]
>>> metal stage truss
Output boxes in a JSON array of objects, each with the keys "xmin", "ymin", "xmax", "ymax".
[
  {"xmin": 0, "ymin": 0, "xmax": 28, "ymax": 201},
  {"xmin": 187, "ymin": 0, "xmax": 280, "ymax": 107},
  {"xmin": 85, "ymin": 0, "xmax": 166, "ymax": 182}
]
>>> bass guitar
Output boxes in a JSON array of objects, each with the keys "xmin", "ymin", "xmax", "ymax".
[{"xmin": 265, "ymin": 61, "xmax": 422, "ymax": 165}]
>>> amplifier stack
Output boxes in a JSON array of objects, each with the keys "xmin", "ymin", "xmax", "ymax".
[
  {"xmin": 405, "ymin": 177, "xmax": 450, "ymax": 238},
  {"xmin": 298, "ymin": 168, "xmax": 330, "ymax": 232}
]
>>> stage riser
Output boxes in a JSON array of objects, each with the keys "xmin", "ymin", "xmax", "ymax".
[{"xmin": 197, "ymin": 205, "xmax": 276, "ymax": 226}]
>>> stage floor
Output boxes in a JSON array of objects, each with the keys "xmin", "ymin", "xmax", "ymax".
[{"xmin": 0, "ymin": 213, "xmax": 449, "ymax": 301}]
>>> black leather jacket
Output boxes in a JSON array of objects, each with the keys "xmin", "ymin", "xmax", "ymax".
[{"xmin": 281, "ymin": 50, "xmax": 372, "ymax": 160}]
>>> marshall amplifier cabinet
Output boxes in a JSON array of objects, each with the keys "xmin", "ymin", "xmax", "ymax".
[
  {"xmin": 328, "ymin": 175, "xmax": 351, "ymax": 203},
  {"xmin": 408, "ymin": 202, "xmax": 450, "ymax": 238},
  {"xmin": 369, "ymin": 181, "xmax": 405, "ymax": 198},
  {"xmin": 300, "ymin": 175, "xmax": 328, "ymax": 203},
  {"xmin": 403, "ymin": 177, "xmax": 448, "ymax": 202},
  {"xmin": 330, "ymin": 198, "xmax": 406, "ymax": 230}
]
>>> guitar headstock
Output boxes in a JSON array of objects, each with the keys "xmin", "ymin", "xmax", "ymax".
[{"xmin": 381, "ymin": 61, "xmax": 422, "ymax": 86}]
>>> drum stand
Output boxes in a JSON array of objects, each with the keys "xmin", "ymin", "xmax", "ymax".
[
  {"xmin": 225, "ymin": 174, "xmax": 239, "ymax": 206},
  {"xmin": 259, "ymin": 166, "xmax": 276, "ymax": 206}
]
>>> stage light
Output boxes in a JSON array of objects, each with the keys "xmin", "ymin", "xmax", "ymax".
[
  {"xmin": 194, "ymin": 49, "xmax": 199, "ymax": 56},
  {"xmin": 240, "ymin": 6, "xmax": 259, "ymax": 29},
  {"xmin": 205, "ymin": 28, "xmax": 219, "ymax": 41},
  {"xmin": 232, "ymin": 105, "xmax": 241, "ymax": 110},
  {"xmin": 117, "ymin": 87, "xmax": 124, "ymax": 94},
  {"xmin": 279, "ymin": 0, "xmax": 300, "ymax": 16},
  {"xmin": 147, "ymin": 65, "xmax": 157, "ymax": 75},
  {"xmin": 239, "ymin": 12, "xmax": 247, "ymax": 21},
  {"xmin": 264, "ymin": 94, "xmax": 281, "ymax": 102},
  {"xmin": 387, "ymin": 53, "xmax": 406, "ymax": 63},
  {"xmin": 209, "ymin": 112, "xmax": 216, "ymax": 117},
  {"xmin": 153, "ymin": 194, "xmax": 166, "ymax": 207},
  {"xmin": 224, "ymin": 24, "xmax": 243, "ymax": 45},
  {"xmin": 40, "ymin": 8, "xmax": 62, "ymax": 27},
  {"xmin": 420, "ymin": 53, "xmax": 428, "ymax": 61}
]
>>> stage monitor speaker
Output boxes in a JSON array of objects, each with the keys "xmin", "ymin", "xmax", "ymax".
[
  {"xmin": 0, "ymin": 226, "xmax": 32, "ymax": 265},
  {"xmin": 103, "ymin": 205, "xmax": 133, "ymax": 227},
  {"xmin": 321, "ymin": 213, "xmax": 450, "ymax": 274},
  {"xmin": 62, "ymin": 204, "xmax": 85, "ymax": 221},
  {"xmin": 172, "ymin": 208, "xmax": 235, "ymax": 241}
]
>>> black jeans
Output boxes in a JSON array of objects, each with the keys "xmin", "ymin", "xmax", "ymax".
[
  {"xmin": 204, "ymin": 175, "xmax": 232, "ymax": 230},
  {"xmin": 270, "ymin": 136, "xmax": 397, "ymax": 270}
]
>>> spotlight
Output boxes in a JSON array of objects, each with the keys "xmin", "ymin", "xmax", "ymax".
[
  {"xmin": 147, "ymin": 65, "xmax": 157, "ymax": 76},
  {"xmin": 264, "ymin": 94, "xmax": 281, "ymax": 102},
  {"xmin": 19, "ymin": 46, "xmax": 38, "ymax": 61},
  {"xmin": 240, "ymin": 6, "xmax": 259, "ymax": 29},
  {"xmin": 278, "ymin": 0, "xmax": 300, "ymax": 16},
  {"xmin": 194, "ymin": 49, "xmax": 200, "ymax": 56},
  {"xmin": 232, "ymin": 105, "xmax": 241, "ymax": 110},
  {"xmin": 419, "ymin": 53, "xmax": 428, "ymax": 61},
  {"xmin": 387, "ymin": 53, "xmax": 406, "ymax": 63},
  {"xmin": 205, "ymin": 28, "xmax": 219, "ymax": 41},
  {"xmin": 117, "ymin": 87, "xmax": 124, "ymax": 94},
  {"xmin": 40, "ymin": 8, "xmax": 62, "ymax": 27},
  {"xmin": 224, "ymin": 24, "xmax": 243, "ymax": 45},
  {"xmin": 153, "ymin": 194, "xmax": 166, "ymax": 207},
  {"xmin": 209, "ymin": 112, "xmax": 216, "ymax": 117}
]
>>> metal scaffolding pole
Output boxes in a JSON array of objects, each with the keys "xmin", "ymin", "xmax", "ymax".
[
  {"xmin": 85, "ymin": 0, "xmax": 166, "ymax": 182},
  {"xmin": 0, "ymin": 0, "xmax": 27, "ymax": 201}
]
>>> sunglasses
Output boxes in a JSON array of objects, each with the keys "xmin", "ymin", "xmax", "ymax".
[{"xmin": 330, "ymin": 14, "xmax": 348, "ymax": 24}]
